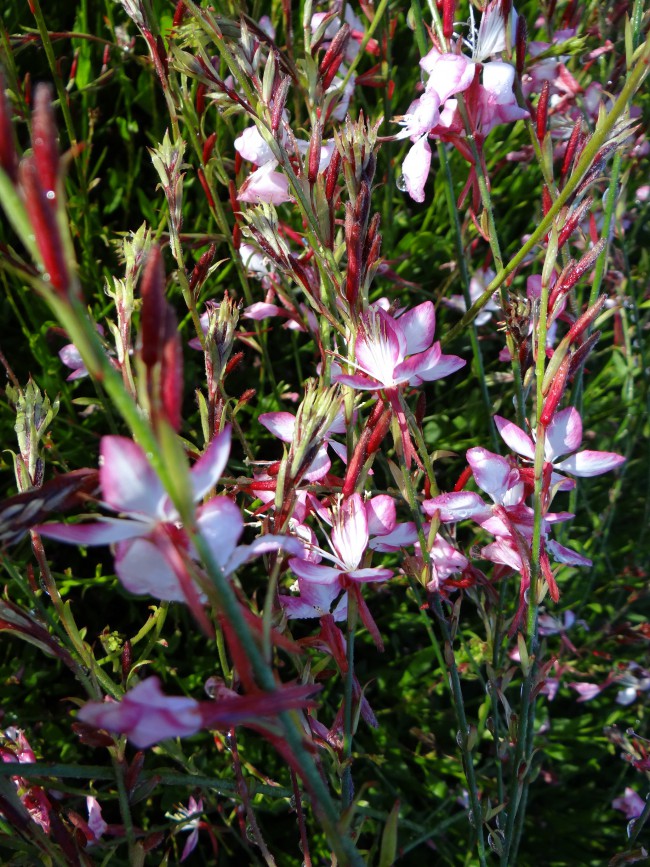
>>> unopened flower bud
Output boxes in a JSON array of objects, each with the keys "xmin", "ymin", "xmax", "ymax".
[
  {"xmin": 320, "ymin": 24, "xmax": 350, "ymax": 90},
  {"xmin": 31, "ymin": 84, "xmax": 59, "ymax": 202},
  {"xmin": 307, "ymin": 120, "xmax": 322, "ymax": 185},
  {"xmin": 566, "ymin": 294, "xmax": 606, "ymax": 344},
  {"xmin": 561, "ymin": 119, "xmax": 583, "ymax": 178},
  {"xmin": 139, "ymin": 245, "xmax": 167, "ymax": 368},
  {"xmin": 536, "ymin": 81, "xmax": 550, "ymax": 143},
  {"xmin": 557, "ymin": 196, "xmax": 593, "ymax": 249},
  {"xmin": 19, "ymin": 157, "xmax": 70, "ymax": 297},
  {"xmin": 540, "ymin": 353, "xmax": 570, "ymax": 425},
  {"xmin": 443, "ymin": 0, "xmax": 456, "ymax": 40},
  {"xmin": 515, "ymin": 15, "xmax": 527, "ymax": 78}
]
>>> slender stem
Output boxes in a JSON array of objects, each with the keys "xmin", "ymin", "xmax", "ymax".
[{"xmin": 341, "ymin": 592, "xmax": 358, "ymax": 808}]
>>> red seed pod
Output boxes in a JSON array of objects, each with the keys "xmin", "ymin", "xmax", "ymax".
[
  {"xmin": 0, "ymin": 73, "xmax": 18, "ymax": 182},
  {"xmin": 345, "ymin": 203, "xmax": 361, "ymax": 307},
  {"xmin": 139, "ymin": 245, "xmax": 167, "ymax": 368},
  {"xmin": 342, "ymin": 428, "xmax": 370, "ymax": 497},
  {"xmin": 540, "ymin": 353, "xmax": 570, "ymax": 425},
  {"xmin": 31, "ymin": 84, "xmax": 59, "ymax": 201},
  {"xmin": 19, "ymin": 157, "xmax": 70, "ymax": 297},
  {"xmin": 541, "ymin": 184, "xmax": 552, "ymax": 216},
  {"xmin": 224, "ymin": 351, "xmax": 244, "ymax": 378},
  {"xmin": 443, "ymin": 0, "xmax": 456, "ymax": 39},
  {"xmin": 453, "ymin": 464, "xmax": 473, "ymax": 493},
  {"xmin": 536, "ymin": 80, "xmax": 550, "ymax": 142}
]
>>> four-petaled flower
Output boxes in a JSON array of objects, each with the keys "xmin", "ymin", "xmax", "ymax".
[{"xmin": 38, "ymin": 428, "xmax": 302, "ymax": 602}]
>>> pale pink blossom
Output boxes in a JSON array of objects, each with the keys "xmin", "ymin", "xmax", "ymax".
[
  {"xmin": 613, "ymin": 788, "xmax": 646, "ymax": 821},
  {"xmin": 334, "ymin": 301, "xmax": 465, "ymax": 391},
  {"xmin": 495, "ymin": 407, "xmax": 626, "ymax": 492},
  {"xmin": 38, "ymin": 429, "xmax": 302, "ymax": 601},
  {"xmin": 78, "ymin": 677, "xmax": 318, "ymax": 749}
]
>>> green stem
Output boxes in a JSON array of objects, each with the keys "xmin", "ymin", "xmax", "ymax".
[{"xmin": 341, "ymin": 592, "xmax": 358, "ymax": 808}]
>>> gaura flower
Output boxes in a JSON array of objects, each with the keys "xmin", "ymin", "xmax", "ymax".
[
  {"xmin": 334, "ymin": 301, "xmax": 465, "ymax": 391},
  {"xmin": 78, "ymin": 676, "xmax": 319, "ymax": 749},
  {"xmin": 38, "ymin": 428, "xmax": 302, "ymax": 601},
  {"xmin": 495, "ymin": 407, "xmax": 626, "ymax": 491}
]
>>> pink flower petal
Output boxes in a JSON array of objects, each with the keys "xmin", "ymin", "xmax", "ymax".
[
  {"xmin": 411, "ymin": 351, "xmax": 465, "ymax": 383},
  {"xmin": 224, "ymin": 534, "xmax": 304, "ymax": 575},
  {"xmin": 238, "ymin": 163, "xmax": 292, "ymax": 205},
  {"xmin": 365, "ymin": 495, "xmax": 396, "ymax": 536},
  {"xmin": 289, "ymin": 558, "xmax": 342, "ymax": 585},
  {"xmin": 196, "ymin": 498, "xmax": 244, "ymax": 571},
  {"xmin": 347, "ymin": 566, "xmax": 393, "ymax": 582},
  {"xmin": 191, "ymin": 427, "xmax": 231, "ymax": 502},
  {"xmin": 554, "ymin": 450, "xmax": 626, "ymax": 477},
  {"xmin": 259, "ymin": 411, "xmax": 296, "ymax": 442},
  {"xmin": 494, "ymin": 416, "xmax": 535, "ymax": 460},
  {"xmin": 114, "ymin": 537, "xmax": 188, "ymax": 601},
  {"xmin": 78, "ymin": 677, "xmax": 202, "ymax": 748},
  {"xmin": 332, "ymin": 494, "xmax": 368, "ymax": 570},
  {"xmin": 545, "ymin": 406, "xmax": 582, "ymax": 460},
  {"xmin": 100, "ymin": 437, "xmax": 166, "ymax": 518},
  {"xmin": 423, "ymin": 491, "xmax": 490, "ymax": 522},
  {"xmin": 38, "ymin": 517, "xmax": 149, "ymax": 546},
  {"xmin": 333, "ymin": 372, "xmax": 381, "ymax": 390},
  {"xmin": 281, "ymin": 578, "xmax": 345, "ymax": 619},
  {"xmin": 393, "ymin": 343, "xmax": 442, "ymax": 384},
  {"xmin": 368, "ymin": 522, "xmax": 418, "ymax": 551},
  {"xmin": 397, "ymin": 301, "xmax": 436, "ymax": 355},
  {"xmin": 402, "ymin": 135, "xmax": 431, "ymax": 203},
  {"xmin": 426, "ymin": 54, "xmax": 476, "ymax": 102},
  {"xmin": 467, "ymin": 448, "xmax": 517, "ymax": 503}
]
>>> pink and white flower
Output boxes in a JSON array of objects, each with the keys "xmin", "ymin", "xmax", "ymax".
[
  {"xmin": 38, "ymin": 428, "xmax": 302, "ymax": 602},
  {"xmin": 495, "ymin": 407, "xmax": 626, "ymax": 492},
  {"xmin": 334, "ymin": 301, "xmax": 465, "ymax": 391}
]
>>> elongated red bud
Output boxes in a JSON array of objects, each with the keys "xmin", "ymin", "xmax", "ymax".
[
  {"xmin": 19, "ymin": 157, "xmax": 70, "ymax": 297},
  {"xmin": 568, "ymin": 329, "xmax": 600, "ymax": 377},
  {"xmin": 202, "ymin": 131, "xmax": 217, "ymax": 164},
  {"xmin": 307, "ymin": 120, "xmax": 322, "ymax": 185},
  {"xmin": 196, "ymin": 82, "xmax": 207, "ymax": 116},
  {"xmin": 366, "ymin": 406, "xmax": 392, "ymax": 454},
  {"xmin": 188, "ymin": 243, "xmax": 216, "ymax": 296},
  {"xmin": 271, "ymin": 77, "xmax": 291, "ymax": 133},
  {"xmin": 139, "ymin": 245, "xmax": 167, "ymax": 368},
  {"xmin": 542, "ymin": 184, "xmax": 552, "ymax": 216},
  {"xmin": 443, "ymin": 0, "xmax": 456, "ymax": 39},
  {"xmin": 540, "ymin": 353, "xmax": 570, "ymax": 425},
  {"xmin": 161, "ymin": 306, "xmax": 183, "ymax": 431},
  {"xmin": 515, "ymin": 12, "xmax": 527, "ymax": 76},
  {"xmin": 197, "ymin": 167, "xmax": 214, "ymax": 207},
  {"xmin": 173, "ymin": 1, "xmax": 186, "ymax": 27},
  {"xmin": 319, "ymin": 24, "xmax": 350, "ymax": 88},
  {"xmin": 566, "ymin": 294, "xmax": 606, "ymax": 344},
  {"xmin": 31, "ymin": 83, "xmax": 59, "ymax": 201},
  {"xmin": 0, "ymin": 73, "xmax": 18, "ymax": 182},
  {"xmin": 325, "ymin": 146, "xmax": 341, "ymax": 200},
  {"xmin": 557, "ymin": 196, "xmax": 593, "ymax": 249},
  {"xmin": 561, "ymin": 119, "xmax": 582, "ymax": 178},
  {"xmin": 536, "ymin": 81, "xmax": 550, "ymax": 142}
]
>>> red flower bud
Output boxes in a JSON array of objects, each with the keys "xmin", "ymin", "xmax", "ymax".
[
  {"xmin": 536, "ymin": 81, "xmax": 550, "ymax": 142},
  {"xmin": 307, "ymin": 120, "xmax": 322, "ymax": 185},
  {"xmin": 31, "ymin": 84, "xmax": 59, "ymax": 201},
  {"xmin": 566, "ymin": 294, "xmax": 606, "ymax": 344},
  {"xmin": 19, "ymin": 157, "xmax": 70, "ymax": 297},
  {"xmin": 561, "ymin": 119, "xmax": 583, "ymax": 179},
  {"xmin": 515, "ymin": 14, "xmax": 527, "ymax": 77},
  {"xmin": 139, "ymin": 245, "xmax": 167, "ymax": 368},
  {"xmin": 443, "ymin": 0, "xmax": 456, "ymax": 39},
  {"xmin": 540, "ymin": 353, "xmax": 570, "ymax": 425}
]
